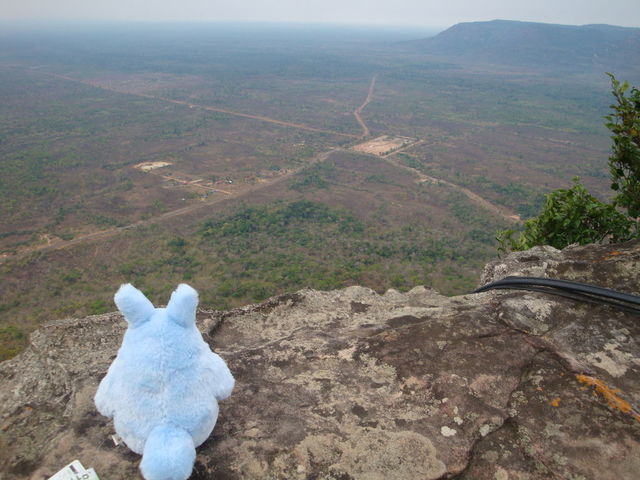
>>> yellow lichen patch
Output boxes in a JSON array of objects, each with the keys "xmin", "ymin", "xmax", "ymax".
[
  {"xmin": 550, "ymin": 397, "xmax": 561, "ymax": 408},
  {"xmin": 576, "ymin": 374, "xmax": 640, "ymax": 422},
  {"xmin": 599, "ymin": 250, "xmax": 625, "ymax": 261}
]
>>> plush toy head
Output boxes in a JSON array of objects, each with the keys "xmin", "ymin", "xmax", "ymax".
[{"xmin": 95, "ymin": 284, "xmax": 234, "ymax": 480}]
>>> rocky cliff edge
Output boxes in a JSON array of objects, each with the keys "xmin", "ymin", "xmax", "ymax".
[{"xmin": 1, "ymin": 240, "xmax": 640, "ymax": 479}]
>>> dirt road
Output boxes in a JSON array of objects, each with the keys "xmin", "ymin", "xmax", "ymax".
[
  {"xmin": 354, "ymin": 74, "xmax": 377, "ymax": 138},
  {"xmin": 0, "ymin": 149, "xmax": 338, "ymax": 261},
  {"xmin": 383, "ymin": 154, "xmax": 521, "ymax": 223},
  {"xmin": 0, "ymin": 66, "xmax": 518, "ymax": 263},
  {"xmin": 48, "ymin": 73, "xmax": 359, "ymax": 139}
]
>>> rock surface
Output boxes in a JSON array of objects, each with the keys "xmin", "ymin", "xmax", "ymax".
[{"xmin": 1, "ymin": 240, "xmax": 640, "ymax": 479}]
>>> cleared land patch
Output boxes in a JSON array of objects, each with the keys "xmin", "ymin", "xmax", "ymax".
[
  {"xmin": 134, "ymin": 161, "xmax": 173, "ymax": 171},
  {"xmin": 352, "ymin": 135, "xmax": 417, "ymax": 156}
]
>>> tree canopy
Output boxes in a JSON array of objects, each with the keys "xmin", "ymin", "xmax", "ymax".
[
  {"xmin": 498, "ymin": 74, "xmax": 639, "ymax": 252},
  {"xmin": 606, "ymin": 73, "xmax": 640, "ymax": 219}
]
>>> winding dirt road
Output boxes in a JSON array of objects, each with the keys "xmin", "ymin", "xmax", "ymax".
[
  {"xmin": 383, "ymin": 154, "xmax": 520, "ymax": 223},
  {"xmin": 353, "ymin": 74, "xmax": 377, "ymax": 138}
]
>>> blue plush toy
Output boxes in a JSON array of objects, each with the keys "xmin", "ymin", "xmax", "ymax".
[{"xmin": 95, "ymin": 284, "xmax": 234, "ymax": 480}]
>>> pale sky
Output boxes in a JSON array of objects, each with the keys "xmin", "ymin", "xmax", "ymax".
[{"xmin": 1, "ymin": 0, "xmax": 639, "ymax": 29}]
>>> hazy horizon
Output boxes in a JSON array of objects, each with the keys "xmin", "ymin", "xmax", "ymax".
[{"xmin": 1, "ymin": 0, "xmax": 639, "ymax": 30}]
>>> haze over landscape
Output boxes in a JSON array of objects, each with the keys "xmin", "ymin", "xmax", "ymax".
[
  {"xmin": 1, "ymin": 0, "xmax": 639, "ymax": 359},
  {"xmin": 2, "ymin": 0, "xmax": 640, "ymax": 28}
]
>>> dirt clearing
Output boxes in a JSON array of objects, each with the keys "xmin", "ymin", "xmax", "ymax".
[{"xmin": 351, "ymin": 135, "xmax": 417, "ymax": 156}]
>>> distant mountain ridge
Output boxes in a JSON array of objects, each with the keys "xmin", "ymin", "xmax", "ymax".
[{"xmin": 404, "ymin": 19, "xmax": 640, "ymax": 75}]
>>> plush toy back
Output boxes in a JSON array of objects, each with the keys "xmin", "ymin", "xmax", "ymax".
[{"xmin": 95, "ymin": 284, "xmax": 234, "ymax": 480}]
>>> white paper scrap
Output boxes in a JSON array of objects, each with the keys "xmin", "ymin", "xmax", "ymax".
[
  {"xmin": 47, "ymin": 460, "xmax": 86, "ymax": 480},
  {"xmin": 47, "ymin": 461, "xmax": 100, "ymax": 480}
]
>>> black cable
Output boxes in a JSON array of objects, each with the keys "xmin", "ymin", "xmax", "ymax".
[
  {"xmin": 473, "ymin": 276, "xmax": 640, "ymax": 315},
  {"xmin": 475, "ymin": 276, "xmax": 640, "ymax": 304},
  {"xmin": 479, "ymin": 284, "xmax": 640, "ymax": 315}
]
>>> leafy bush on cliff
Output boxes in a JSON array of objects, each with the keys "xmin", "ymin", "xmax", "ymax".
[
  {"xmin": 497, "ymin": 178, "xmax": 634, "ymax": 251},
  {"xmin": 606, "ymin": 73, "xmax": 640, "ymax": 219},
  {"xmin": 498, "ymin": 75, "xmax": 639, "ymax": 252}
]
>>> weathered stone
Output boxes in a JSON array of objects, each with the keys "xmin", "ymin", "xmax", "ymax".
[{"xmin": 1, "ymin": 240, "xmax": 639, "ymax": 479}]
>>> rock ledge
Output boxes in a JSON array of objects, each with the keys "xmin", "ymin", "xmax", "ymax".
[{"xmin": 1, "ymin": 240, "xmax": 640, "ymax": 479}]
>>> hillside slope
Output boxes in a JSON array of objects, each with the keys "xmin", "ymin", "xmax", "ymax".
[{"xmin": 404, "ymin": 19, "xmax": 640, "ymax": 76}]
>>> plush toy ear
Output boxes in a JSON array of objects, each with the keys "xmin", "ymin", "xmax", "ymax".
[
  {"xmin": 166, "ymin": 284, "xmax": 198, "ymax": 327},
  {"xmin": 114, "ymin": 284, "xmax": 155, "ymax": 326}
]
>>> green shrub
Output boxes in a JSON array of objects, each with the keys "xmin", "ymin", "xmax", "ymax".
[
  {"xmin": 606, "ymin": 74, "xmax": 640, "ymax": 218},
  {"xmin": 498, "ymin": 74, "xmax": 640, "ymax": 252},
  {"xmin": 0, "ymin": 326, "xmax": 27, "ymax": 362},
  {"xmin": 498, "ymin": 178, "xmax": 635, "ymax": 252},
  {"xmin": 87, "ymin": 299, "xmax": 110, "ymax": 315}
]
